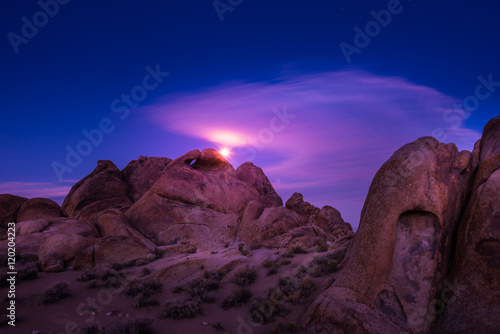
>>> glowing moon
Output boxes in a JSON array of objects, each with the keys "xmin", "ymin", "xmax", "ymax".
[{"xmin": 220, "ymin": 148, "xmax": 230, "ymax": 157}]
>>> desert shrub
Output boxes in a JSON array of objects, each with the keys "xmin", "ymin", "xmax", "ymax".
[
  {"xmin": 83, "ymin": 317, "xmax": 153, "ymax": 334},
  {"xmin": 232, "ymin": 268, "xmax": 257, "ymax": 287},
  {"xmin": 187, "ymin": 272, "xmax": 221, "ymax": 302},
  {"xmin": 150, "ymin": 247, "xmax": 165, "ymax": 260},
  {"xmin": 159, "ymin": 299, "xmax": 200, "ymax": 319},
  {"xmin": 104, "ymin": 275, "xmax": 124, "ymax": 289},
  {"xmin": 263, "ymin": 259, "xmax": 279, "ymax": 276},
  {"xmin": 221, "ymin": 288, "xmax": 252, "ymax": 310},
  {"xmin": 76, "ymin": 269, "xmax": 97, "ymax": 282},
  {"xmin": 309, "ymin": 253, "xmax": 341, "ymax": 277},
  {"xmin": 278, "ymin": 258, "xmax": 291, "ymax": 266},
  {"xmin": 238, "ymin": 243, "xmax": 250, "ymax": 256},
  {"xmin": 271, "ymin": 322, "xmax": 301, "ymax": 334},
  {"xmin": 249, "ymin": 292, "xmax": 289, "ymax": 324},
  {"xmin": 296, "ymin": 265, "xmax": 308, "ymax": 279},
  {"xmin": 171, "ymin": 286, "xmax": 183, "ymax": 294},
  {"xmin": 125, "ymin": 280, "xmax": 162, "ymax": 301},
  {"xmin": 140, "ymin": 267, "xmax": 151, "ymax": 276},
  {"xmin": 17, "ymin": 262, "xmax": 38, "ymax": 280},
  {"xmin": 87, "ymin": 280, "xmax": 98, "ymax": 289},
  {"xmin": 42, "ymin": 281, "xmax": 70, "ymax": 304},
  {"xmin": 135, "ymin": 296, "xmax": 159, "ymax": 308},
  {"xmin": 282, "ymin": 251, "xmax": 294, "ymax": 258},
  {"xmin": 277, "ymin": 277, "xmax": 316, "ymax": 303},
  {"xmin": 213, "ymin": 322, "xmax": 225, "ymax": 330}
]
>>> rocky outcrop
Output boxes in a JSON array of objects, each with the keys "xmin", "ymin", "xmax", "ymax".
[
  {"xmin": 121, "ymin": 156, "xmax": 172, "ymax": 202},
  {"xmin": 236, "ymin": 162, "xmax": 283, "ymax": 207},
  {"xmin": 434, "ymin": 116, "xmax": 500, "ymax": 333},
  {"xmin": 73, "ymin": 235, "xmax": 154, "ymax": 269},
  {"xmin": 61, "ymin": 160, "xmax": 132, "ymax": 222},
  {"xmin": 0, "ymin": 194, "xmax": 27, "ymax": 227},
  {"xmin": 94, "ymin": 210, "xmax": 156, "ymax": 249},
  {"xmin": 305, "ymin": 136, "xmax": 477, "ymax": 333},
  {"xmin": 286, "ymin": 192, "xmax": 352, "ymax": 241},
  {"xmin": 17, "ymin": 197, "xmax": 65, "ymax": 222},
  {"xmin": 126, "ymin": 149, "xmax": 286, "ymax": 250}
]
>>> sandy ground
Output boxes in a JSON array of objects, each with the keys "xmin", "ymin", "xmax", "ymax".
[{"xmin": 1, "ymin": 246, "xmax": 343, "ymax": 334}]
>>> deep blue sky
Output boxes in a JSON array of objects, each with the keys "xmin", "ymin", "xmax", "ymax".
[{"xmin": 1, "ymin": 0, "xmax": 499, "ymax": 229}]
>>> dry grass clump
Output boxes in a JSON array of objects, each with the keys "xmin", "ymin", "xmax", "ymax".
[
  {"xmin": 82, "ymin": 317, "xmax": 153, "ymax": 334},
  {"xmin": 42, "ymin": 281, "xmax": 70, "ymax": 304},
  {"xmin": 221, "ymin": 288, "xmax": 253, "ymax": 310},
  {"xmin": 159, "ymin": 299, "xmax": 201, "ymax": 319},
  {"xmin": 232, "ymin": 268, "xmax": 257, "ymax": 287}
]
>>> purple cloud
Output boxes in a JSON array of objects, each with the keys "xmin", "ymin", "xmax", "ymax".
[
  {"xmin": 0, "ymin": 182, "xmax": 72, "ymax": 201},
  {"xmin": 144, "ymin": 70, "xmax": 481, "ymax": 229}
]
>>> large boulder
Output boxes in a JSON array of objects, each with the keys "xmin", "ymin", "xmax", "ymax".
[
  {"xmin": 17, "ymin": 197, "xmax": 64, "ymax": 222},
  {"xmin": 235, "ymin": 162, "xmax": 283, "ymax": 207},
  {"xmin": 94, "ymin": 210, "xmax": 156, "ymax": 249},
  {"xmin": 305, "ymin": 136, "xmax": 476, "ymax": 334},
  {"xmin": 126, "ymin": 149, "xmax": 284, "ymax": 250},
  {"xmin": 148, "ymin": 149, "xmax": 261, "ymax": 213},
  {"xmin": 237, "ymin": 205, "xmax": 304, "ymax": 248},
  {"xmin": 62, "ymin": 160, "xmax": 132, "ymax": 222},
  {"xmin": 435, "ymin": 116, "xmax": 500, "ymax": 333},
  {"xmin": 121, "ymin": 156, "xmax": 172, "ymax": 202},
  {"xmin": 73, "ymin": 235, "xmax": 154, "ymax": 269},
  {"xmin": 286, "ymin": 192, "xmax": 352, "ymax": 241},
  {"xmin": 0, "ymin": 194, "xmax": 27, "ymax": 227}
]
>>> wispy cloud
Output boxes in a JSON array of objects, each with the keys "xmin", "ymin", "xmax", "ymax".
[
  {"xmin": 144, "ymin": 70, "xmax": 482, "ymax": 228},
  {"xmin": 0, "ymin": 182, "xmax": 71, "ymax": 201}
]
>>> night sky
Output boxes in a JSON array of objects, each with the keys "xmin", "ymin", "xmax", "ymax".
[{"xmin": 1, "ymin": 0, "xmax": 499, "ymax": 229}]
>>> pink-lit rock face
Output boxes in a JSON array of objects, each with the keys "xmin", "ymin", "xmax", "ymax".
[
  {"xmin": 62, "ymin": 160, "xmax": 132, "ymax": 222},
  {"xmin": 435, "ymin": 116, "xmax": 500, "ymax": 333},
  {"xmin": 126, "ymin": 148, "xmax": 287, "ymax": 249},
  {"xmin": 121, "ymin": 156, "xmax": 172, "ymax": 202},
  {"xmin": 305, "ymin": 136, "xmax": 477, "ymax": 334}
]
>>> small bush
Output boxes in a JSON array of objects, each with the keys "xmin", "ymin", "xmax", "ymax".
[
  {"xmin": 278, "ymin": 258, "xmax": 291, "ymax": 266},
  {"xmin": 232, "ymin": 268, "xmax": 257, "ymax": 287},
  {"xmin": 187, "ymin": 272, "xmax": 222, "ymax": 302},
  {"xmin": 76, "ymin": 269, "xmax": 97, "ymax": 282},
  {"xmin": 249, "ymin": 293, "xmax": 289, "ymax": 324},
  {"xmin": 141, "ymin": 267, "xmax": 151, "ymax": 276},
  {"xmin": 151, "ymin": 248, "xmax": 165, "ymax": 260},
  {"xmin": 309, "ymin": 253, "xmax": 340, "ymax": 277},
  {"xmin": 171, "ymin": 286, "xmax": 183, "ymax": 294},
  {"xmin": 282, "ymin": 251, "xmax": 294, "ymax": 258},
  {"xmin": 18, "ymin": 262, "xmax": 38, "ymax": 280},
  {"xmin": 238, "ymin": 243, "xmax": 250, "ymax": 256},
  {"xmin": 213, "ymin": 322, "xmax": 225, "ymax": 331},
  {"xmin": 135, "ymin": 296, "xmax": 159, "ymax": 308},
  {"xmin": 159, "ymin": 299, "xmax": 200, "ymax": 319},
  {"xmin": 125, "ymin": 280, "xmax": 162, "ymax": 300},
  {"xmin": 42, "ymin": 281, "xmax": 70, "ymax": 304},
  {"xmin": 221, "ymin": 288, "xmax": 252, "ymax": 310}
]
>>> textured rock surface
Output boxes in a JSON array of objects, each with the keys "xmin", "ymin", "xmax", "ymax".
[
  {"xmin": 94, "ymin": 210, "xmax": 156, "ymax": 249},
  {"xmin": 0, "ymin": 194, "xmax": 27, "ymax": 227},
  {"xmin": 126, "ymin": 149, "xmax": 286, "ymax": 250},
  {"xmin": 435, "ymin": 116, "xmax": 500, "ymax": 333},
  {"xmin": 305, "ymin": 136, "xmax": 477, "ymax": 333},
  {"xmin": 121, "ymin": 156, "xmax": 172, "ymax": 202},
  {"xmin": 61, "ymin": 160, "xmax": 132, "ymax": 221},
  {"xmin": 286, "ymin": 192, "xmax": 352, "ymax": 241},
  {"xmin": 73, "ymin": 235, "xmax": 154, "ymax": 269},
  {"xmin": 17, "ymin": 197, "xmax": 64, "ymax": 222}
]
